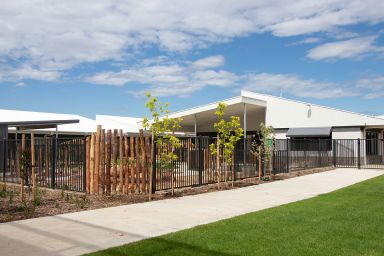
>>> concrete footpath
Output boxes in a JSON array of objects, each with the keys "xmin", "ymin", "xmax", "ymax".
[{"xmin": 1, "ymin": 168, "xmax": 383, "ymax": 256}]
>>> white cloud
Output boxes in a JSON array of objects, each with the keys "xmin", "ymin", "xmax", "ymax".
[
  {"xmin": 356, "ymin": 76, "xmax": 384, "ymax": 99},
  {"xmin": 0, "ymin": 65, "xmax": 61, "ymax": 82},
  {"xmin": 192, "ymin": 55, "xmax": 225, "ymax": 69},
  {"xmin": 307, "ymin": 36, "xmax": 382, "ymax": 60},
  {"xmin": 1, "ymin": 0, "xmax": 384, "ymax": 81},
  {"xmin": 87, "ymin": 56, "xmax": 357, "ymax": 99},
  {"xmin": 243, "ymin": 73, "xmax": 357, "ymax": 99},
  {"xmin": 288, "ymin": 37, "xmax": 321, "ymax": 46},
  {"xmin": 87, "ymin": 56, "xmax": 237, "ymax": 97},
  {"xmin": 15, "ymin": 82, "xmax": 25, "ymax": 87}
]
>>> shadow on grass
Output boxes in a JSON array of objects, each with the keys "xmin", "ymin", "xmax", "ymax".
[{"xmin": 96, "ymin": 236, "xmax": 242, "ymax": 256}]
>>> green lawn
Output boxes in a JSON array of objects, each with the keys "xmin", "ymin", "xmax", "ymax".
[{"xmin": 87, "ymin": 175, "xmax": 384, "ymax": 256}]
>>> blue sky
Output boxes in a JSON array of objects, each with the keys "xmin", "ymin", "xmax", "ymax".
[{"xmin": 1, "ymin": 1, "xmax": 384, "ymax": 118}]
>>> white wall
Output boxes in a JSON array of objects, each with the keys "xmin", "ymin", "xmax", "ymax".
[
  {"xmin": 274, "ymin": 129, "xmax": 288, "ymax": 139},
  {"xmin": 332, "ymin": 127, "xmax": 363, "ymax": 140},
  {"xmin": 272, "ymin": 127, "xmax": 364, "ymax": 140},
  {"xmin": 242, "ymin": 91, "xmax": 384, "ymax": 128},
  {"xmin": 96, "ymin": 115, "xmax": 142, "ymax": 133}
]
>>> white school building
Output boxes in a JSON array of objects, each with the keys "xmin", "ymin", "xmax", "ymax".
[
  {"xmin": 168, "ymin": 90, "xmax": 384, "ymax": 141},
  {"xmin": 1, "ymin": 90, "xmax": 384, "ymax": 140}
]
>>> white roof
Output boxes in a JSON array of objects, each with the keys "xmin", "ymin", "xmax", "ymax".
[
  {"xmin": 168, "ymin": 95, "xmax": 266, "ymax": 119},
  {"xmin": 96, "ymin": 115, "xmax": 142, "ymax": 133},
  {"xmin": 163, "ymin": 90, "xmax": 384, "ymax": 130},
  {"xmin": 0, "ymin": 109, "xmax": 96, "ymax": 134}
]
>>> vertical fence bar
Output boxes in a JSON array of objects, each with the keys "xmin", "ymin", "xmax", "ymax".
[
  {"xmin": 82, "ymin": 136, "xmax": 87, "ymax": 192},
  {"xmin": 286, "ymin": 138, "xmax": 290, "ymax": 172},
  {"xmin": 332, "ymin": 140, "xmax": 336, "ymax": 167},
  {"xmin": 318, "ymin": 139, "xmax": 321, "ymax": 167},
  {"xmin": 198, "ymin": 136, "xmax": 203, "ymax": 185},
  {"xmin": 357, "ymin": 138, "xmax": 361, "ymax": 169},
  {"xmin": 1, "ymin": 139, "xmax": 5, "ymax": 182},
  {"xmin": 51, "ymin": 136, "xmax": 57, "ymax": 189}
]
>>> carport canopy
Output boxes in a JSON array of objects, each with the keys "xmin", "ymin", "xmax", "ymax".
[{"xmin": 0, "ymin": 119, "xmax": 80, "ymax": 139}]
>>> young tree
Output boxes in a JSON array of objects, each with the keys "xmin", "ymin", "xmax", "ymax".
[
  {"xmin": 251, "ymin": 123, "xmax": 274, "ymax": 179},
  {"xmin": 143, "ymin": 92, "xmax": 182, "ymax": 198},
  {"xmin": 210, "ymin": 103, "xmax": 243, "ymax": 188}
]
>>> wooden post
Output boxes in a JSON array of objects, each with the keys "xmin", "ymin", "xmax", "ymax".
[
  {"xmin": 149, "ymin": 128, "xmax": 155, "ymax": 200},
  {"xmin": 106, "ymin": 130, "xmax": 112, "ymax": 194},
  {"xmin": 145, "ymin": 136, "xmax": 150, "ymax": 193},
  {"xmin": 112, "ymin": 129, "xmax": 118, "ymax": 192},
  {"xmin": 100, "ymin": 129, "xmax": 105, "ymax": 194},
  {"xmin": 94, "ymin": 125, "xmax": 101, "ymax": 194},
  {"xmin": 135, "ymin": 136, "xmax": 140, "ymax": 193},
  {"xmin": 129, "ymin": 136, "xmax": 135, "ymax": 194},
  {"xmin": 139, "ymin": 130, "xmax": 146, "ymax": 194},
  {"xmin": 90, "ymin": 133, "xmax": 95, "ymax": 194},
  {"xmin": 124, "ymin": 135, "xmax": 129, "ymax": 194},
  {"xmin": 118, "ymin": 129, "xmax": 123, "ymax": 193},
  {"xmin": 31, "ymin": 133, "xmax": 36, "ymax": 201},
  {"xmin": 86, "ymin": 136, "xmax": 90, "ymax": 193}
]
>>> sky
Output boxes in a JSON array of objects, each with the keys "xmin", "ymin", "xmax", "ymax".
[{"xmin": 1, "ymin": 0, "xmax": 384, "ymax": 118}]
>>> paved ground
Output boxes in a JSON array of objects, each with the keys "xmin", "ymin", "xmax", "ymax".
[{"xmin": 1, "ymin": 168, "xmax": 383, "ymax": 256}]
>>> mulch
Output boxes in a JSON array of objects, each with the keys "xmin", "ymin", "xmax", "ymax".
[{"xmin": 0, "ymin": 166, "xmax": 333, "ymax": 223}]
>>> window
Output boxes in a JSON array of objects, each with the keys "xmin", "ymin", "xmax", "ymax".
[{"xmin": 289, "ymin": 137, "xmax": 332, "ymax": 151}]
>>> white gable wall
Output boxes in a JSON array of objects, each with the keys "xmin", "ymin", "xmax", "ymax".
[{"xmin": 96, "ymin": 115, "xmax": 142, "ymax": 133}]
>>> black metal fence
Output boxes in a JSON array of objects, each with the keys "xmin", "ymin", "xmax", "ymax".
[
  {"xmin": 273, "ymin": 139, "xmax": 384, "ymax": 173},
  {"xmin": 1, "ymin": 137, "xmax": 86, "ymax": 192},
  {"xmin": 2, "ymin": 136, "xmax": 383, "ymax": 193},
  {"xmin": 154, "ymin": 137, "xmax": 260, "ymax": 190}
]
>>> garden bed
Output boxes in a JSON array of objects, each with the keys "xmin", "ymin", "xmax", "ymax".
[{"xmin": 0, "ymin": 166, "xmax": 335, "ymax": 223}]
